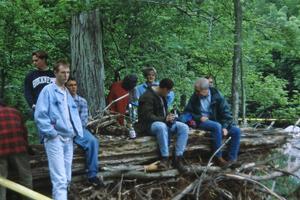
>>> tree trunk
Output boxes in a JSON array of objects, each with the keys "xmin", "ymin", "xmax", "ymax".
[
  {"xmin": 241, "ymin": 58, "xmax": 247, "ymax": 127},
  {"xmin": 231, "ymin": 0, "xmax": 243, "ymax": 123},
  {"xmin": 0, "ymin": 68, "xmax": 5, "ymax": 98},
  {"xmin": 70, "ymin": 9, "xmax": 105, "ymax": 115}
]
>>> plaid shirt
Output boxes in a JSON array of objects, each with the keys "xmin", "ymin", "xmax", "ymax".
[
  {"xmin": 0, "ymin": 106, "xmax": 28, "ymax": 156},
  {"xmin": 73, "ymin": 95, "xmax": 89, "ymax": 127}
]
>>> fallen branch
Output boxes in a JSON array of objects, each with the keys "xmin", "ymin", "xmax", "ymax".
[{"xmin": 223, "ymin": 174, "xmax": 286, "ymax": 200}]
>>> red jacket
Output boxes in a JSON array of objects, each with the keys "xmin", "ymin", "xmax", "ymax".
[
  {"xmin": 0, "ymin": 106, "xmax": 28, "ymax": 156},
  {"xmin": 107, "ymin": 81, "xmax": 129, "ymax": 125}
]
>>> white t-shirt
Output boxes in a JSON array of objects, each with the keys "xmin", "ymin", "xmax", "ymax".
[{"xmin": 59, "ymin": 87, "xmax": 74, "ymax": 133}]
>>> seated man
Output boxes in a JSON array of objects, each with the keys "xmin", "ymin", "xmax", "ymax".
[
  {"xmin": 66, "ymin": 78, "xmax": 104, "ymax": 186},
  {"xmin": 184, "ymin": 78, "xmax": 241, "ymax": 167},
  {"xmin": 107, "ymin": 74, "xmax": 138, "ymax": 125},
  {"xmin": 135, "ymin": 78, "xmax": 189, "ymax": 172}
]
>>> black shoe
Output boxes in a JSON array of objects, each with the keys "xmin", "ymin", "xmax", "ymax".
[
  {"xmin": 159, "ymin": 157, "xmax": 170, "ymax": 170},
  {"xmin": 213, "ymin": 157, "xmax": 228, "ymax": 168},
  {"xmin": 88, "ymin": 176, "xmax": 105, "ymax": 187},
  {"xmin": 174, "ymin": 156, "xmax": 188, "ymax": 173},
  {"xmin": 225, "ymin": 160, "xmax": 240, "ymax": 169}
]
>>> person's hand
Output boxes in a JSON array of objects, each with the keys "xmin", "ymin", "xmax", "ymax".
[
  {"xmin": 166, "ymin": 114, "xmax": 175, "ymax": 122},
  {"xmin": 200, "ymin": 116, "xmax": 208, "ymax": 122},
  {"xmin": 222, "ymin": 128, "xmax": 228, "ymax": 136}
]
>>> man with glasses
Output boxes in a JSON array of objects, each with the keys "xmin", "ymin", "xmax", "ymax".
[{"xmin": 184, "ymin": 78, "xmax": 241, "ymax": 167}]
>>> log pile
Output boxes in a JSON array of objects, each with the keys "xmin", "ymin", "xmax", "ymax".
[{"xmin": 29, "ymin": 113, "xmax": 294, "ymax": 199}]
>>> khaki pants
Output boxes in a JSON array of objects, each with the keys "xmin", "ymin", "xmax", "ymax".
[{"xmin": 0, "ymin": 153, "xmax": 33, "ymax": 200}]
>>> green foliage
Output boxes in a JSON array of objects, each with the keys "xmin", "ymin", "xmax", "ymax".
[
  {"xmin": 0, "ymin": 0, "xmax": 299, "ymax": 122},
  {"xmin": 261, "ymin": 151, "xmax": 300, "ymax": 199},
  {"xmin": 26, "ymin": 120, "xmax": 39, "ymax": 145}
]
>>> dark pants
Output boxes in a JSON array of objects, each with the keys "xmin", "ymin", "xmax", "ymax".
[
  {"xmin": 197, "ymin": 120, "xmax": 241, "ymax": 161},
  {"xmin": 0, "ymin": 153, "xmax": 33, "ymax": 200}
]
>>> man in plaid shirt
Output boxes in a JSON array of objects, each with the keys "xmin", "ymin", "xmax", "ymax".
[
  {"xmin": 0, "ymin": 99, "xmax": 32, "ymax": 200},
  {"xmin": 66, "ymin": 78, "xmax": 103, "ymax": 187}
]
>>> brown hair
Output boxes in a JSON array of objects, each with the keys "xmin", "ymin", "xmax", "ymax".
[
  {"xmin": 53, "ymin": 59, "xmax": 70, "ymax": 73},
  {"xmin": 32, "ymin": 50, "xmax": 48, "ymax": 60}
]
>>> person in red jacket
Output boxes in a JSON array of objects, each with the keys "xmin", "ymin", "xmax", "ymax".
[
  {"xmin": 107, "ymin": 74, "xmax": 138, "ymax": 125},
  {"xmin": 0, "ymin": 99, "xmax": 32, "ymax": 200}
]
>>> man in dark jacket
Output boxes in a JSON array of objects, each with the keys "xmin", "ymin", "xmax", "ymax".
[
  {"xmin": 184, "ymin": 78, "xmax": 240, "ymax": 167},
  {"xmin": 136, "ymin": 78, "xmax": 189, "ymax": 172},
  {"xmin": 24, "ymin": 50, "xmax": 55, "ymax": 111}
]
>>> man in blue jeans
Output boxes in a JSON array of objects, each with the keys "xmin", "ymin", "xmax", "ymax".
[
  {"xmin": 35, "ymin": 60, "xmax": 83, "ymax": 200},
  {"xmin": 66, "ymin": 78, "xmax": 103, "ymax": 187},
  {"xmin": 184, "ymin": 78, "xmax": 241, "ymax": 167},
  {"xmin": 135, "ymin": 78, "xmax": 189, "ymax": 173}
]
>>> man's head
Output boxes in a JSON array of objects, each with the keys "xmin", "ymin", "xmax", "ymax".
[
  {"xmin": 194, "ymin": 78, "xmax": 210, "ymax": 97},
  {"xmin": 32, "ymin": 50, "xmax": 48, "ymax": 70},
  {"xmin": 54, "ymin": 59, "xmax": 70, "ymax": 86},
  {"xmin": 142, "ymin": 67, "xmax": 157, "ymax": 84},
  {"xmin": 205, "ymin": 75, "xmax": 214, "ymax": 87},
  {"xmin": 158, "ymin": 78, "xmax": 174, "ymax": 97},
  {"xmin": 66, "ymin": 77, "xmax": 77, "ymax": 96},
  {"xmin": 122, "ymin": 74, "xmax": 138, "ymax": 91}
]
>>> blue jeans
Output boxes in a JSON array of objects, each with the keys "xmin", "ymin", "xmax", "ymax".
[
  {"xmin": 44, "ymin": 135, "xmax": 73, "ymax": 200},
  {"xmin": 74, "ymin": 128, "xmax": 99, "ymax": 178},
  {"xmin": 197, "ymin": 120, "xmax": 240, "ymax": 161},
  {"xmin": 150, "ymin": 121, "xmax": 189, "ymax": 157}
]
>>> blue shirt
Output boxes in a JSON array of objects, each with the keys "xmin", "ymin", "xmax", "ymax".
[
  {"xmin": 200, "ymin": 89, "xmax": 212, "ymax": 117},
  {"xmin": 73, "ymin": 95, "xmax": 89, "ymax": 128},
  {"xmin": 34, "ymin": 83, "xmax": 83, "ymax": 141},
  {"xmin": 134, "ymin": 82, "xmax": 175, "ymax": 107}
]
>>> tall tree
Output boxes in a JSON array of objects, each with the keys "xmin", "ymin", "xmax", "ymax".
[
  {"xmin": 71, "ymin": 9, "xmax": 105, "ymax": 115},
  {"xmin": 231, "ymin": 0, "xmax": 243, "ymax": 123}
]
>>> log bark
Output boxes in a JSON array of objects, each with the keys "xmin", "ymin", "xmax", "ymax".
[{"xmin": 30, "ymin": 128, "xmax": 289, "ymax": 187}]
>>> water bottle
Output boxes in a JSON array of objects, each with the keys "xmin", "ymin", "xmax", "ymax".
[{"xmin": 129, "ymin": 125, "xmax": 136, "ymax": 139}]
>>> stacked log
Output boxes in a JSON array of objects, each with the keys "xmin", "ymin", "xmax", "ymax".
[{"xmin": 30, "ymin": 126, "xmax": 289, "ymax": 188}]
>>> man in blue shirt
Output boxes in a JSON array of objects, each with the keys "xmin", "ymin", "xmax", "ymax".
[
  {"xmin": 134, "ymin": 67, "xmax": 175, "ymax": 107},
  {"xmin": 66, "ymin": 78, "xmax": 103, "ymax": 187},
  {"xmin": 35, "ymin": 60, "xmax": 83, "ymax": 200},
  {"xmin": 184, "ymin": 78, "xmax": 241, "ymax": 167}
]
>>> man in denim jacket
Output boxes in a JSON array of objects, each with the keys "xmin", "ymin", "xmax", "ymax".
[{"xmin": 34, "ymin": 60, "xmax": 83, "ymax": 200}]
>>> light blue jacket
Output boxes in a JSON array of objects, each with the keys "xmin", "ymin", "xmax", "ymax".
[
  {"xmin": 34, "ymin": 83, "xmax": 83, "ymax": 141},
  {"xmin": 134, "ymin": 82, "xmax": 175, "ymax": 107}
]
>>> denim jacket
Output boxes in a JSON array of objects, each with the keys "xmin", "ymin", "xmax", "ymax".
[{"xmin": 34, "ymin": 83, "xmax": 83, "ymax": 141}]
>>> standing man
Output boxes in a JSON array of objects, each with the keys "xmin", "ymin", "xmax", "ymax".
[
  {"xmin": 135, "ymin": 78, "xmax": 189, "ymax": 173},
  {"xmin": 0, "ymin": 99, "xmax": 32, "ymax": 200},
  {"xmin": 34, "ymin": 60, "xmax": 83, "ymax": 200},
  {"xmin": 66, "ymin": 78, "xmax": 104, "ymax": 186},
  {"xmin": 24, "ymin": 50, "xmax": 55, "ymax": 110},
  {"xmin": 184, "ymin": 78, "xmax": 241, "ymax": 167},
  {"xmin": 134, "ymin": 67, "xmax": 175, "ymax": 107}
]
